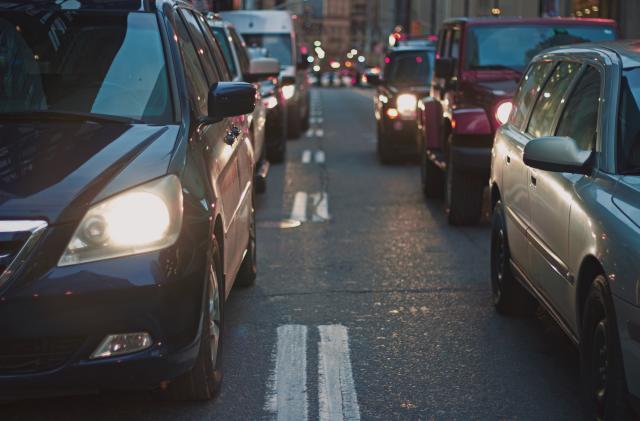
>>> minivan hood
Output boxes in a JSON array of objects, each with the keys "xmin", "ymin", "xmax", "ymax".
[
  {"xmin": 612, "ymin": 176, "xmax": 640, "ymax": 229},
  {"xmin": 0, "ymin": 122, "xmax": 179, "ymax": 224}
]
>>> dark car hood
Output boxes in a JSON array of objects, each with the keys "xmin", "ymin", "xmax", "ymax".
[{"xmin": 0, "ymin": 122, "xmax": 180, "ymax": 224}]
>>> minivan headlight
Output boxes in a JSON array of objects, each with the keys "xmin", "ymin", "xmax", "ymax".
[
  {"xmin": 282, "ymin": 84, "xmax": 296, "ymax": 100},
  {"xmin": 59, "ymin": 175, "xmax": 183, "ymax": 266}
]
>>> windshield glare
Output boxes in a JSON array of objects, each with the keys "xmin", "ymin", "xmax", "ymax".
[
  {"xmin": 241, "ymin": 33, "xmax": 292, "ymax": 66},
  {"xmin": 0, "ymin": 12, "xmax": 172, "ymax": 124},
  {"xmin": 385, "ymin": 51, "xmax": 434, "ymax": 85},
  {"xmin": 465, "ymin": 25, "xmax": 616, "ymax": 72}
]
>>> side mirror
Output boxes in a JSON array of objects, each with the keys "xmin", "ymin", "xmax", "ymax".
[
  {"xmin": 434, "ymin": 58, "xmax": 455, "ymax": 79},
  {"xmin": 245, "ymin": 58, "xmax": 280, "ymax": 82},
  {"xmin": 298, "ymin": 53, "xmax": 310, "ymax": 70},
  {"xmin": 207, "ymin": 82, "xmax": 256, "ymax": 122},
  {"xmin": 523, "ymin": 136, "xmax": 593, "ymax": 174},
  {"xmin": 366, "ymin": 73, "xmax": 381, "ymax": 86}
]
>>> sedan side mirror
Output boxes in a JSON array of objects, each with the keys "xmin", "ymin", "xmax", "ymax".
[
  {"xmin": 434, "ymin": 58, "xmax": 455, "ymax": 79},
  {"xmin": 207, "ymin": 82, "xmax": 256, "ymax": 122},
  {"xmin": 523, "ymin": 136, "xmax": 593, "ymax": 174},
  {"xmin": 245, "ymin": 58, "xmax": 280, "ymax": 83}
]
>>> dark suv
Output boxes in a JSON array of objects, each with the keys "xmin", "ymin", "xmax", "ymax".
[
  {"xmin": 417, "ymin": 17, "xmax": 617, "ymax": 224},
  {"xmin": 0, "ymin": 0, "xmax": 257, "ymax": 400},
  {"xmin": 371, "ymin": 45, "xmax": 435, "ymax": 163}
]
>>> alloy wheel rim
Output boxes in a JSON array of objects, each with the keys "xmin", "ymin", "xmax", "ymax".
[
  {"xmin": 592, "ymin": 319, "xmax": 608, "ymax": 417},
  {"xmin": 208, "ymin": 264, "xmax": 221, "ymax": 366}
]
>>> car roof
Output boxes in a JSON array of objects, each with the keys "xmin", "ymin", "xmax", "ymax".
[
  {"xmin": 443, "ymin": 16, "xmax": 617, "ymax": 27},
  {"xmin": 543, "ymin": 40, "xmax": 640, "ymax": 69},
  {"xmin": 389, "ymin": 45, "xmax": 435, "ymax": 54},
  {"xmin": 0, "ymin": 0, "xmax": 199, "ymax": 12}
]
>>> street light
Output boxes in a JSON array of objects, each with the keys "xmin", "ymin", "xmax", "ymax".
[
  {"xmin": 357, "ymin": 55, "xmax": 365, "ymax": 63},
  {"xmin": 314, "ymin": 40, "xmax": 321, "ymax": 47}
]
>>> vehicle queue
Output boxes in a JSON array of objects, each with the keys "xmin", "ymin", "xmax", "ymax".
[{"xmin": 1, "ymin": 0, "xmax": 640, "ymax": 419}]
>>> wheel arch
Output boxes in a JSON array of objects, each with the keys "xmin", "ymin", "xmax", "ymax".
[{"xmin": 490, "ymin": 182, "xmax": 501, "ymax": 211}]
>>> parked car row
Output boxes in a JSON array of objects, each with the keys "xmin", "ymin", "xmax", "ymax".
[
  {"xmin": 0, "ymin": 0, "xmax": 308, "ymax": 402},
  {"xmin": 371, "ymin": 14, "xmax": 640, "ymax": 420}
]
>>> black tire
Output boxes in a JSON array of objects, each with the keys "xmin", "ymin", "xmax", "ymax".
[
  {"xmin": 490, "ymin": 201, "xmax": 537, "ymax": 317},
  {"xmin": 580, "ymin": 275, "xmax": 633, "ymax": 421},
  {"xmin": 377, "ymin": 123, "xmax": 393, "ymax": 164},
  {"xmin": 166, "ymin": 239, "xmax": 224, "ymax": 401},
  {"xmin": 288, "ymin": 106, "xmax": 302, "ymax": 139},
  {"xmin": 445, "ymin": 151, "xmax": 483, "ymax": 225},
  {"xmin": 421, "ymin": 151, "xmax": 444, "ymax": 198},
  {"xmin": 236, "ymin": 197, "xmax": 257, "ymax": 288}
]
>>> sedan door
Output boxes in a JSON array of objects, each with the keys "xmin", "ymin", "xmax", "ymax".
[
  {"xmin": 174, "ymin": 10, "xmax": 243, "ymax": 287},
  {"xmin": 528, "ymin": 64, "xmax": 602, "ymax": 323},
  {"xmin": 500, "ymin": 61, "xmax": 553, "ymax": 269}
]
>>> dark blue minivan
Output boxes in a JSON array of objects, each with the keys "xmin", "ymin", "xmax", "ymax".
[{"xmin": 0, "ymin": 0, "xmax": 260, "ymax": 400}]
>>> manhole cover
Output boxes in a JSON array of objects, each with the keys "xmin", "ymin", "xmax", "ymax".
[{"xmin": 257, "ymin": 219, "xmax": 302, "ymax": 229}]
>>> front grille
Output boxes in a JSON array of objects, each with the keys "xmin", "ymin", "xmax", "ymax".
[
  {"xmin": 0, "ymin": 220, "xmax": 47, "ymax": 290},
  {"xmin": 0, "ymin": 337, "xmax": 85, "ymax": 374}
]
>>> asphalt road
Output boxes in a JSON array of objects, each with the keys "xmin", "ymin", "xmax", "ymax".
[{"xmin": 5, "ymin": 88, "xmax": 583, "ymax": 420}]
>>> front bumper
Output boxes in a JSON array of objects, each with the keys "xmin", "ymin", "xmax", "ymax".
[
  {"xmin": 380, "ymin": 118, "xmax": 419, "ymax": 154},
  {"xmin": 0, "ymin": 228, "xmax": 206, "ymax": 397}
]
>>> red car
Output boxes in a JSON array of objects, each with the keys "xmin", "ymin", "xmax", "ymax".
[{"xmin": 417, "ymin": 17, "xmax": 618, "ymax": 225}]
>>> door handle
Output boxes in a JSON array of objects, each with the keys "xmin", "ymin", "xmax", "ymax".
[
  {"xmin": 231, "ymin": 125, "xmax": 240, "ymax": 138},
  {"xmin": 506, "ymin": 155, "xmax": 511, "ymax": 164},
  {"xmin": 530, "ymin": 175, "xmax": 537, "ymax": 186}
]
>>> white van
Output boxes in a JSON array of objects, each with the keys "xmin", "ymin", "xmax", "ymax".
[{"xmin": 220, "ymin": 10, "xmax": 310, "ymax": 138}]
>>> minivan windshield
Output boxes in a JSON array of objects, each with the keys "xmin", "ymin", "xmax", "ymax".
[
  {"xmin": 385, "ymin": 51, "xmax": 434, "ymax": 86},
  {"xmin": 0, "ymin": 11, "xmax": 172, "ymax": 124},
  {"xmin": 465, "ymin": 24, "xmax": 616, "ymax": 72},
  {"xmin": 241, "ymin": 33, "xmax": 292, "ymax": 67}
]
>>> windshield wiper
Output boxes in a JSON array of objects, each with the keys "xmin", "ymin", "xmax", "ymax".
[{"xmin": 0, "ymin": 110, "xmax": 143, "ymax": 124}]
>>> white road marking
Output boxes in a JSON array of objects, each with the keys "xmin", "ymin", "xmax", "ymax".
[
  {"xmin": 302, "ymin": 150, "xmax": 312, "ymax": 163},
  {"xmin": 311, "ymin": 193, "xmax": 330, "ymax": 222},
  {"xmin": 265, "ymin": 325, "xmax": 309, "ymax": 421},
  {"xmin": 291, "ymin": 192, "xmax": 308, "ymax": 222},
  {"xmin": 315, "ymin": 150, "xmax": 325, "ymax": 164},
  {"xmin": 315, "ymin": 129, "xmax": 324, "ymax": 138},
  {"xmin": 318, "ymin": 325, "xmax": 360, "ymax": 421},
  {"xmin": 306, "ymin": 129, "xmax": 314, "ymax": 138}
]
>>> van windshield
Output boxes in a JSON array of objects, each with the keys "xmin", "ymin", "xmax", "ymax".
[
  {"xmin": 0, "ymin": 11, "xmax": 172, "ymax": 124},
  {"xmin": 465, "ymin": 24, "xmax": 616, "ymax": 72},
  {"xmin": 242, "ymin": 33, "xmax": 292, "ymax": 67}
]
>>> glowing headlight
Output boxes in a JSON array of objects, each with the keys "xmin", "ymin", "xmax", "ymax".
[
  {"xmin": 495, "ymin": 101, "xmax": 513, "ymax": 125},
  {"xmin": 396, "ymin": 94, "xmax": 417, "ymax": 118},
  {"xmin": 282, "ymin": 84, "xmax": 296, "ymax": 100},
  {"xmin": 59, "ymin": 175, "xmax": 183, "ymax": 266},
  {"xmin": 263, "ymin": 96, "xmax": 278, "ymax": 109}
]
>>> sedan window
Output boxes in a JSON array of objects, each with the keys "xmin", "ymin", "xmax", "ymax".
[
  {"xmin": 527, "ymin": 62, "xmax": 579, "ymax": 138},
  {"xmin": 556, "ymin": 66, "xmax": 601, "ymax": 152},
  {"xmin": 510, "ymin": 61, "xmax": 553, "ymax": 130},
  {"xmin": 619, "ymin": 68, "xmax": 640, "ymax": 172}
]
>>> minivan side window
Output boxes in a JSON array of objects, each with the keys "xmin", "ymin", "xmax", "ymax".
[
  {"xmin": 195, "ymin": 14, "xmax": 232, "ymax": 81},
  {"xmin": 556, "ymin": 66, "xmax": 601, "ymax": 152},
  {"xmin": 510, "ymin": 61, "xmax": 553, "ymax": 129},
  {"xmin": 174, "ymin": 11, "xmax": 210, "ymax": 116},
  {"xmin": 229, "ymin": 29, "xmax": 250, "ymax": 76},
  {"xmin": 527, "ymin": 61, "xmax": 579, "ymax": 138}
]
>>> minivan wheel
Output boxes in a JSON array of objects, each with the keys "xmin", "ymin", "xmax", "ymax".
[
  {"xmin": 490, "ymin": 201, "xmax": 536, "ymax": 316},
  {"xmin": 236, "ymin": 199, "xmax": 257, "ymax": 288},
  {"xmin": 166, "ymin": 240, "xmax": 223, "ymax": 401},
  {"xmin": 580, "ymin": 276, "xmax": 632, "ymax": 421},
  {"xmin": 421, "ymin": 151, "xmax": 444, "ymax": 198},
  {"xmin": 445, "ymin": 152, "xmax": 483, "ymax": 225}
]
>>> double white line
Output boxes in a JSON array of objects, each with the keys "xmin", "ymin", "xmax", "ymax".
[
  {"xmin": 265, "ymin": 325, "xmax": 360, "ymax": 421},
  {"xmin": 302, "ymin": 150, "xmax": 325, "ymax": 164},
  {"xmin": 291, "ymin": 192, "xmax": 330, "ymax": 222}
]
